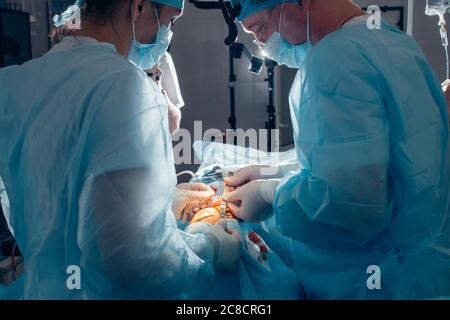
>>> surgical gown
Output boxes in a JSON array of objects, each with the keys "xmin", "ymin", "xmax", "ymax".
[
  {"xmin": 0, "ymin": 37, "xmax": 214, "ymax": 299},
  {"xmin": 274, "ymin": 17, "xmax": 450, "ymax": 299}
]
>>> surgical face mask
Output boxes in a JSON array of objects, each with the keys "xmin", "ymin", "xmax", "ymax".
[
  {"xmin": 128, "ymin": 4, "xmax": 173, "ymax": 70},
  {"xmin": 261, "ymin": 2, "xmax": 311, "ymax": 68}
]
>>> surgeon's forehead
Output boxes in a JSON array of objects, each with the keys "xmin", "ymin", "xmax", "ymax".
[
  {"xmin": 168, "ymin": 6, "xmax": 183, "ymax": 17},
  {"xmin": 242, "ymin": 9, "xmax": 269, "ymax": 32}
]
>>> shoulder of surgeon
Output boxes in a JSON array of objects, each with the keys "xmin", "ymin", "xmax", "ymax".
[
  {"xmin": 67, "ymin": 41, "xmax": 151, "ymax": 90},
  {"xmin": 63, "ymin": 41, "xmax": 150, "ymax": 83},
  {"xmin": 306, "ymin": 19, "xmax": 416, "ymax": 97},
  {"xmin": 0, "ymin": 40, "xmax": 152, "ymax": 100}
]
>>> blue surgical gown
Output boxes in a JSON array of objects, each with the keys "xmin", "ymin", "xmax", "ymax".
[
  {"xmin": 0, "ymin": 37, "xmax": 214, "ymax": 299},
  {"xmin": 274, "ymin": 17, "xmax": 450, "ymax": 299}
]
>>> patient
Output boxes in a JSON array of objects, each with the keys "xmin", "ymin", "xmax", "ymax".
[
  {"xmin": 174, "ymin": 184, "xmax": 301, "ymax": 299},
  {"xmin": 174, "ymin": 185, "xmax": 237, "ymax": 226},
  {"xmin": 186, "ymin": 196, "xmax": 235, "ymax": 225},
  {"xmin": 178, "ymin": 193, "xmax": 272, "ymax": 267}
]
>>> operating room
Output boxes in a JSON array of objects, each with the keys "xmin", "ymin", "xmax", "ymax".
[{"xmin": 1, "ymin": 0, "xmax": 450, "ymax": 302}]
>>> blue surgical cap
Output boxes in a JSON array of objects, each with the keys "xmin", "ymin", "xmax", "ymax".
[
  {"xmin": 76, "ymin": 0, "xmax": 184, "ymax": 10},
  {"xmin": 54, "ymin": 0, "xmax": 184, "ymax": 28},
  {"xmin": 230, "ymin": 0, "xmax": 299, "ymax": 22},
  {"xmin": 152, "ymin": 0, "xmax": 185, "ymax": 10}
]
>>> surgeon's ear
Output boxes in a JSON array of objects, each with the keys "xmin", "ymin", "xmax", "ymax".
[{"xmin": 131, "ymin": 0, "xmax": 145, "ymax": 21}]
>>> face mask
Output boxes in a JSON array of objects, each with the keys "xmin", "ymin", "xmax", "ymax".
[
  {"xmin": 261, "ymin": 2, "xmax": 311, "ymax": 68},
  {"xmin": 128, "ymin": 3, "xmax": 173, "ymax": 70}
]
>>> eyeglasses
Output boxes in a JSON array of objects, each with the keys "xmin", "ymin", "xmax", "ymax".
[{"xmin": 252, "ymin": 7, "xmax": 275, "ymax": 47}]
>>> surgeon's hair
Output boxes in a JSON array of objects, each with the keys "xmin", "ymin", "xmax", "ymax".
[{"xmin": 50, "ymin": 0, "xmax": 125, "ymax": 42}]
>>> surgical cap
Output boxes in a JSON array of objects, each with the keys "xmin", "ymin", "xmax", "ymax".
[
  {"xmin": 79, "ymin": 0, "xmax": 184, "ymax": 10},
  {"xmin": 230, "ymin": 0, "xmax": 299, "ymax": 21},
  {"xmin": 54, "ymin": 0, "xmax": 184, "ymax": 28},
  {"xmin": 152, "ymin": 0, "xmax": 185, "ymax": 10}
]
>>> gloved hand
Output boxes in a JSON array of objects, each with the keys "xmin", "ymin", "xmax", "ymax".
[
  {"xmin": 222, "ymin": 179, "xmax": 280, "ymax": 222},
  {"xmin": 185, "ymin": 221, "xmax": 213, "ymax": 235},
  {"xmin": 204, "ymin": 219, "xmax": 242, "ymax": 271},
  {"xmin": 223, "ymin": 165, "xmax": 283, "ymax": 187},
  {"xmin": 172, "ymin": 183, "xmax": 215, "ymax": 222}
]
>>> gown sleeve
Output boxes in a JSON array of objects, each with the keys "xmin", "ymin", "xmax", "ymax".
[{"xmin": 77, "ymin": 68, "xmax": 214, "ymax": 299}]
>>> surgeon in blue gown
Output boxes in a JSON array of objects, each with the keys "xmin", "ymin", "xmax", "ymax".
[
  {"xmin": 0, "ymin": 0, "xmax": 241, "ymax": 299},
  {"xmin": 223, "ymin": 0, "xmax": 450, "ymax": 299}
]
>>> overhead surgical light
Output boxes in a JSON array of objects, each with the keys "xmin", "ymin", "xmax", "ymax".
[{"xmin": 231, "ymin": 43, "xmax": 264, "ymax": 74}]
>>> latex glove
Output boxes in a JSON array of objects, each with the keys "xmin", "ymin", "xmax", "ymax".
[
  {"xmin": 204, "ymin": 219, "xmax": 242, "ymax": 271},
  {"xmin": 222, "ymin": 179, "xmax": 280, "ymax": 222},
  {"xmin": 223, "ymin": 165, "xmax": 283, "ymax": 187},
  {"xmin": 185, "ymin": 221, "xmax": 213, "ymax": 235},
  {"xmin": 172, "ymin": 183, "xmax": 215, "ymax": 221}
]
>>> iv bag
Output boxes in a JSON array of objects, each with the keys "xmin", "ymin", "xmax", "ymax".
[
  {"xmin": 426, "ymin": 0, "xmax": 450, "ymax": 79},
  {"xmin": 426, "ymin": 0, "xmax": 450, "ymax": 18}
]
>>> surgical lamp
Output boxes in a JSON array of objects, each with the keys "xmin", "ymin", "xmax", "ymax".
[
  {"xmin": 230, "ymin": 43, "xmax": 264, "ymax": 74},
  {"xmin": 218, "ymin": 0, "xmax": 264, "ymax": 74}
]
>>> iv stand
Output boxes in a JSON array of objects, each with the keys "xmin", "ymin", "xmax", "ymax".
[
  {"xmin": 264, "ymin": 59, "xmax": 277, "ymax": 152},
  {"xmin": 228, "ymin": 40, "xmax": 237, "ymax": 131},
  {"xmin": 227, "ymin": 42, "xmax": 250, "ymax": 132}
]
